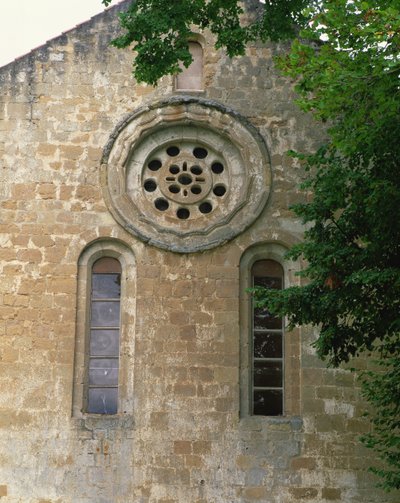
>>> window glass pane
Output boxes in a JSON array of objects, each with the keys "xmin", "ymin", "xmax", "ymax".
[
  {"xmin": 91, "ymin": 301, "xmax": 120, "ymax": 327},
  {"xmin": 92, "ymin": 257, "xmax": 121, "ymax": 274},
  {"xmin": 92, "ymin": 273, "xmax": 121, "ymax": 298},
  {"xmin": 252, "ymin": 260, "xmax": 283, "ymax": 278},
  {"xmin": 253, "ymin": 389, "xmax": 283, "ymax": 416},
  {"xmin": 89, "ymin": 358, "xmax": 119, "ymax": 386},
  {"xmin": 88, "ymin": 387, "xmax": 118, "ymax": 415},
  {"xmin": 251, "ymin": 259, "xmax": 284, "ymax": 416},
  {"xmin": 254, "ymin": 331, "xmax": 282, "ymax": 358},
  {"xmin": 254, "ymin": 276, "xmax": 282, "ymax": 290},
  {"xmin": 90, "ymin": 329, "xmax": 120, "ymax": 357},
  {"xmin": 254, "ymin": 306, "xmax": 282, "ymax": 330},
  {"xmin": 253, "ymin": 360, "xmax": 283, "ymax": 388}
]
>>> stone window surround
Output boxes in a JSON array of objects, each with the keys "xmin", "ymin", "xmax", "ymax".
[
  {"xmin": 72, "ymin": 239, "xmax": 136, "ymax": 427},
  {"xmin": 239, "ymin": 242, "xmax": 301, "ymax": 420}
]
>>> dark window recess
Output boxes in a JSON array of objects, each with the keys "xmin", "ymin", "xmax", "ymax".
[
  {"xmin": 155, "ymin": 198, "xmax": 169, "ymax": 211},
  {"xmin": 213, "ymin": 185, "xmax": 226, "ymax": 197},
  {"xmin": 191, "ymin": 185, "xmax": 202, "ymax": 195},
  {"xmin": 148, "ymin": 159, "xmax": 162, "ymax": 171},
  {"xmin": 199, "ymin": 202, "xmax": 213, "ymax": 214},
  {"xmin": 193, "ymin": 147, "xmax": 208, "ymax": 159},
  {"xmin": 87, "ymin": 257, "xmax": 121, "ymax": 415},
  {"xmin": 169, "ymin": 165, "xmax": 180, "ymax": 174},
  {"xmin": 178, "ymin": 174, "xmax": 192, "ymax": 186},
  {"xmin": 211, "ymin": 162, "xmax": 224, "ymax": 174},
  {"xmin": 169, "ymin": 185, "xmax": 180, "ymax": 194},
  {"xmin": 177, "ymin": 208, "xmax": 190, "ymax": 220},
  {"xmin": 251, "ymin": 259, "xmax": 284, "ymax": 416},
  {"xmin": 190, "ymin": 165, "xmax": 203, "ymax": 175},
  {"xmin": 144, "ymin": 179, "xmax": 157, "ymax": 192},
  {"xmin": 167, "ymin": 146, "xmax": 180, "ymax": 157}
]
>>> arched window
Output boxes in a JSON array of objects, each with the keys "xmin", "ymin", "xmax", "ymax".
[
  {"xmin": 251, "ymin": 260, "xmax": 284, "ymax": 416},
  {"xmin": 239, "ymin": 243, "xmax": 301, "ymax": 419},
  {"xmin": 72, "ymin": 240, "xmax": 136, "ymax": 421},
  {"xmin": 87, "ymin": 257, "xmax": 121, "ymax": 415},
  {"xmin": 175, "ymin": 41, "xmax": 203, "ymax": 91}
]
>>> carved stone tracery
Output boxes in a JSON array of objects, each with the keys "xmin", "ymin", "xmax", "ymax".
[{"xmin": 102, "ymin": 98, "xmax": 271, "ymax": 253}]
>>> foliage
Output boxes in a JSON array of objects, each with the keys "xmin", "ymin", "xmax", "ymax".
[
  {"xmin": 102, "ymin": 0, "xmax": 400, "ymax": 490},
  {"xmin": 360, "ymin": 353, "xmax": 400, "ymax": 491},
  {"xmin": 102, "ymin": 0, "xmax": 310, "ymax": 85},
  {"xmin": 255, "ymin": 0, "xmax": 400, "ymax": 490}
]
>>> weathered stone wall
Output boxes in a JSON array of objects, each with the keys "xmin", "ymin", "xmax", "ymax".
[{"xmin": 0, "ymin": 2, "xmax": 398, "ymax": 502}]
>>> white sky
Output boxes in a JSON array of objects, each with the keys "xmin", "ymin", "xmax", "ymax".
[{"xmin": 0, "ymin": 0, "xmax": 108, "ymax": 68}]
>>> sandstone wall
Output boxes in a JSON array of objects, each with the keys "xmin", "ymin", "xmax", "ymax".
[{"xmin": 0, "ymin": 2, "xmax": 397, "ymax": 502}]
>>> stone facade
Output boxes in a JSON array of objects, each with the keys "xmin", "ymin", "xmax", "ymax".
[{"xmin": 0, "ymin": 1, "xmax": 398, "ymax": 502}]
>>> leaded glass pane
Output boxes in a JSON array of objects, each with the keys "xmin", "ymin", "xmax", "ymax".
[
  {"xmin": 88, "ymin": 387, "xmax": 118, "ymax": 415},
  {"xmin": 254, "ymin": 306, "xmax": 282, "ymax": 330},
  {"xmin": 89, "ymin": 358, "xmax": 119, "ymax": 386},
  {"xmin": 254, "ymin": 331, "xmax": 282, "ymax": 358},
  {"xmin": 91, "ymin": 301, "xmax": 120, "ymax": 327},
  {"xmin": 253, "ymin": 360, "xmax": 283, "ymax": 388},
  {"xmin": 254, "ymin": 276, "xmax": 282, "ymax": 290},
  {"xmin": 90, "ymin": 329, "xmax": 120, "ymax": 357},
  {"xmin": 253, "ymin": 389, "xmax": 283, "ymax": 416},
  {"xmin": 92, "ymin": 273, "xmax": 121, "ymax": 299}
]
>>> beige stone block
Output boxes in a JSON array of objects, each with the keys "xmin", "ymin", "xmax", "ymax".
[
  {"xmin": 173, "ymin": 280, "xmax": 193, "ymax": 298},
  {"xmin": 290, "ymin": 457, "xmax": 316, "ymax": 470},
  {"xmin": 60, "ymin": 144, "xmax": 84, "ymax": 160},
  {"xmin": 290, "ymin": 487, "xmax": 319, "ymax": 499},
  {"xmin": 173, "ymin": 384, "xmax": 196, "ymax": 397},
  {"xmin": 12, "ymin": 183, "xmax": 37, "ymax": 199},
  {"xmin": 242, "ymin": 486, "xmax": 268, "ymax": 500},
  {"xmin": 0, "ymin": 409, "xmax": 32, "ymax": 429},
  {"xmin": 179, "ymin": 325, "xmax": 196, "ymax": 339},
  {"xmin": 236, "ymin": 454, "xmax": 254, "ymax": 470},
  {"xmin": 0, "ymin": 348, "xmax": 19, "ymax": 363},
  {"xmin": 3, "ymin": 294, "xmax": 29, "ymax": 307},
  {"xmin": 214, "ymin": 366, "xmax": 238, "ymax": 383},
  {"xmin": 173, "ymin": 441, "xmax": 192, "ymax": 455},
  {"xmin": 189, "ymin": 367, "xmax": 213, "ymax": 382},
  {"xmin": 216, "ymin": 279, "xmax": 237, "ymax": 298},
  {"xmin": 47, "ymin": 277, "xmax": 76, "ymax": 294},
  {"xmin": 184, "ymin": 454, "xmax": 203, "ymax": 468},
  {"xmin": 37, "ymin": 183, "xmax": 56, "ymax": 199},
  {"xmin": 169, "ymin": 311, "xmax": 190, "ymax": 325},
  {"xmin": 192, "ymin": 441, "xmax": 211, "ymax": 455},
  {"xmin": 37, "ymin": 143, "xmax": 58, "ymax": 156},
  {"xmin": 150, "ymin": 412, "xmax": 169, "ymax": 429},
  {"xmin": 16, "ymin": 249, "xmax": 43, "ymax": 263}
]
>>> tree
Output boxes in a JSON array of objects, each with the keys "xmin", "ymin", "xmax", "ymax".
[
  {"xmin": 102, "ymin": 0, "xmax": 400, "ymax": 490},
  {"xmin": 102, "ymin": 0, "xmax": 310, "ymax": 85}
]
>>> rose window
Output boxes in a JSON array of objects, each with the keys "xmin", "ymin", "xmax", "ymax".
[
  {"xmin": 142, "ymin": 141, "xmax": 228, "ymax": 220},
  {"xmin": 103, "ymin": 98, "xmax": 271, "ymax": 253}
]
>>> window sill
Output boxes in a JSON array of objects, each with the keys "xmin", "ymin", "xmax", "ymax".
[
  {"xmin": 72, "ymin": 413, "xmax": 135, "ymax": 432},
  {"xmin": 239, "ymin": 415, "xmax": 303, "ymax": 432}
]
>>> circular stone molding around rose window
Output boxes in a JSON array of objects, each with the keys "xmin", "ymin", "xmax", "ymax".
[{"xmin": 101, "ymin": 97, "xmax": 271, "ymax": 253}]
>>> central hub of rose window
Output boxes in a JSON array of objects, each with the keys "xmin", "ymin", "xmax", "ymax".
[{"xmin": 142, "ymin": 142, "xmax": 227, "ymax": 220}]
